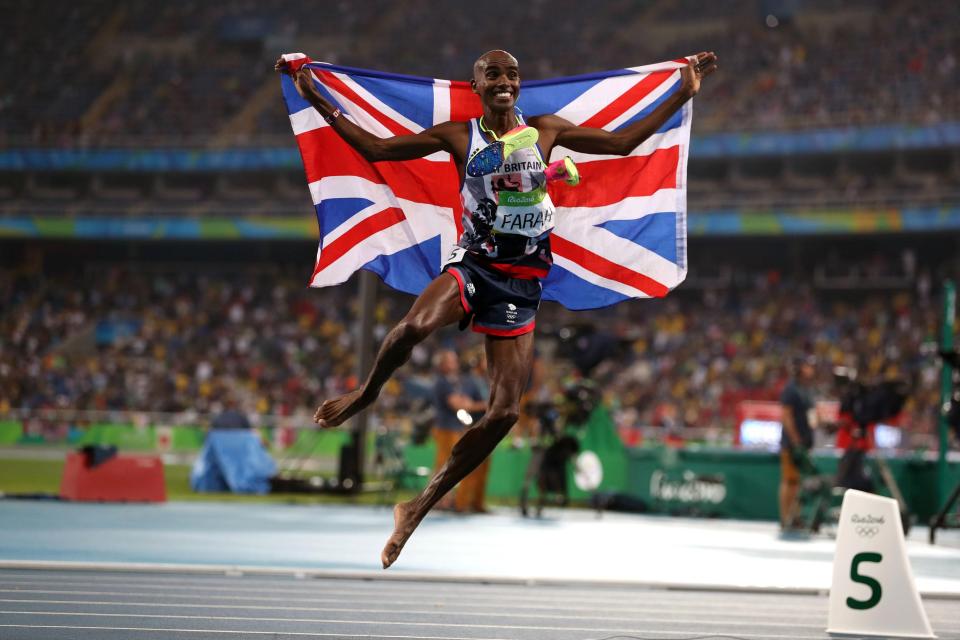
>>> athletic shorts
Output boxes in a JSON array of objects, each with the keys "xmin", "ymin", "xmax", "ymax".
[{"xmin": 443, "ymin": 251, "xmax": 541, "ymax": 337}]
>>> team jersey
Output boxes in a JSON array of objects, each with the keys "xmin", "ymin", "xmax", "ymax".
[{"xmin": 454, "ymin": 117, "xmax": 555, "ymax": 280}]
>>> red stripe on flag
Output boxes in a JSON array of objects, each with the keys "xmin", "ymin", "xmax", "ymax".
[
  {"xmin": 579, "ymin": 71, "xmax": 673, "ymax": 130},
  {"xmin": 298, "ymin": 127, "xmax": 376, "ymax": 181},
  {"xmin": 551, "ymin": 234, "xmax": 669, "ymax": 298},
  {"xmin": 549, "ymin": 146, "xmax": 679, "ymax": 208},
  {"xmin": 315, "ymin": 70, "xmax": 413, "ymax": 137},
  {"xmin": 297, "ymin": 128, "xmax": 459, "ymax": 207},
  {"xmin": 449, "ymin": 81, "xmax": 483, "ymax": 122},
  {"xmin": 312, "ymin": 207, "xmax": 406, "ymax": 278}
]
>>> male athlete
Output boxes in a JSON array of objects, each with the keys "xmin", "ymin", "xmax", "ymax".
[{"xmin": 277, "ymin": 50, "xmax": 717, "ymax": 568}]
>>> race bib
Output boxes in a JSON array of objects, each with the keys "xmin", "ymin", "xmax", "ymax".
[{"xmin": 443, "ymin": 246, "xmax": 467, "ymax": 267}]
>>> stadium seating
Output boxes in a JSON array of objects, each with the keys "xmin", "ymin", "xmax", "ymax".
[
  {"xmin": 1, "ymin": 0, "xmax": 957, "ymax": 456},
  {"xmin": 0, "ymin": 241, "xmax": 954, "ymax": 447},
  {"xmin": 2, "ymin": 0, "xmax": 957, "ymax": 146}
]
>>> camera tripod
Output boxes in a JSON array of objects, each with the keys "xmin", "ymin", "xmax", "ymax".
[{"xmin": 929, "ymin": 481, "xmax": 960, "ymax": 544}]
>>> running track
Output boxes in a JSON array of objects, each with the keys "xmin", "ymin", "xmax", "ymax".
[{"xmin": 1, "ymin": 568, "xmax": 959, "ymax": 640}]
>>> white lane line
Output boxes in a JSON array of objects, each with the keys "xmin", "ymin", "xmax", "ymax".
[
  {"xmin": 0, "ymin": 598, "xmax": 838, "ymax": 627},
  {"xmin": 0, "ymin": 563, "xmax": 841, "ymax": 597},
  {"xmin": 0, "ymin": 621, "xmax": 834, "ymax": 640},
  {"xmin": 0, "ymin": 571, "xmax": 832, "ymax": 600},
  {"xmin": 0, "ymin": 584, "xmax": 826, "ymax": 612},
  {"xmin": 9, "ymin": 591, "xmax": 953, "ymax": 627},
  {"xmin": 5, "ymin": 571, "xmax": 739, "ymax": 595},
  {"xmin": 0, "ymin": 626, "xmax": 508, "ymax": 639},
  {"xmin": 0, "ymin": 578, "xmax": 826, "ymax": 607},
  {"xmin": 0, "ymin": 585, "xmax": 827, "ymax": 615},
  {"xmin": 0, "ymin": 610, "xmax": 832, "ymax": 637}
]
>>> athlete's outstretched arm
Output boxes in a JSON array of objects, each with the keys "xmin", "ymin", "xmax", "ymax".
[
  {"xmin": 277, "ymin": 61, "xmax": 462, "ymax": 162},
  {"xmin": 541, "ymin": 52, "xmax": 718, "ymax": 157}
]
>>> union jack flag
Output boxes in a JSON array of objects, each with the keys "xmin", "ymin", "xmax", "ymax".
[{"xmin": 280, "ymin": 57, "xmax": 691, "ymax": 310}]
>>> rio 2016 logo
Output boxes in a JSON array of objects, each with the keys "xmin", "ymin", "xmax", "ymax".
[{"xmin": 847, "ymin": 552, "xmax": 883, "ymax": 610}]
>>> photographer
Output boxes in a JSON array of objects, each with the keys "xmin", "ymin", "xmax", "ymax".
[
  {"xmin": 831, "ymin": 363, "xmax": 909, "ymax": 493},
  {"xmin": 779, "ymin": 355, "xmax": 817, "ymax": 531},
  {"xmin": 832, "ymin": 368, "xmax": 876, "ymax": 492},
  {"xmin": 519, "ymin": 379, "xmax": 597, "ymax": 517}
]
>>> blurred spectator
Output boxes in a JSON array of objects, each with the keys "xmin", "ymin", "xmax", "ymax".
[
  {"xmin": 779, "ymin": 355, "xmax": 817, "ymax": 530},
  {"xmin": 454, "ymin": 350, "xmax": 491, "ymax": 514},
  {"xmin": 211, "ymin": 395, "xmax": 252, "ymax": 430},
  {"xmin": 431, "ymin": 349, "xmax": 486, "ymax": 511}
]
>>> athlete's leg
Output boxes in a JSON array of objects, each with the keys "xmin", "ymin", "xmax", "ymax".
[
  {"xmin": 454, "ymin": 455, "xmax": 490, "ymax": 513},
  {"xmin": 381, "ymin": 331, "xmax": 535, "ymax": 568},
  {"xmin": 314, "ymin": 273, "xmax": 466, "ymax": 428}
]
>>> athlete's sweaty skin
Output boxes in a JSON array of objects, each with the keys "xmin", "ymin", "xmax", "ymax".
[{"xmin": 277, "ymin": 50, "xmax": 717, "ymax": 569}]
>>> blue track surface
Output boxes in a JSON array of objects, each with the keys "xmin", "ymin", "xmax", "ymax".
[{"xmin": 2, "ymin": 500, "xmax": 959, "ymax": 595}]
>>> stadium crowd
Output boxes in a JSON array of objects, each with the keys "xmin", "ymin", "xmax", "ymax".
[
  {"xmin": 0, "ymin": 258, "xmax": 948, "ymax": 443},
  {"xmin": 2, "ymin": 0, "xmax": 956, "ymax": 146},
  {"xmin": 591, "ymin": 282, "xmax": 944, "ymax": 439}
]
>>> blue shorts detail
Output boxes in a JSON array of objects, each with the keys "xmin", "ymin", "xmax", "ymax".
[{"xmin": 443, "ymin": 252, "xmax": 540, "ymax": 336}]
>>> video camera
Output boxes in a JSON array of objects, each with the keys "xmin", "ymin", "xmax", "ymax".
[
  {"xmin": 527, "ymin": 380, "xmax": 599, "ymax": 442},
  {"xmin": 833, "ymin": 367, "xmax": 909, "ymax": 427}
]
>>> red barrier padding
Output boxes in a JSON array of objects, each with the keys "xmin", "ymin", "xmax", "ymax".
[{"xmin": 59, "ymin": 453, "xmax": 167, "ymax": 503}]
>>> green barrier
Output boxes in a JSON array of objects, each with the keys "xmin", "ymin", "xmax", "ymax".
[
  {"xmin": 486, "ymin": 445, "xmax": 530, "ymax": 496},
  {"xmin": 287, "ymin": 429, "xmax": 350, "ymax": 457},
  {"xmin": 400, "ymin": 438, "xmax": 533, "ymax": 494},
  {"xmin": 171, "ymin": 427, "xmax": 206, "ymax": 452},
  {"xmin": 401, "ymin": 439, "xmax": 435, "ymax": 483},
  {"xmin": 78, "ymin": 424, "xmax": 156, "ymax": 451},
  {"xmin": 569, "ymin": 407, "xmax": 627, "ymax": 500},
  {"xmin": 400, "ymin": 407, "xmax": 628, "ymax": 498},
  {"xmin": 894, "ymin": 455, "xmax": 960, "ymax": 521},
  {"xmin": 0, "ymin": 420, "xmax": 23, "ymax": 445},
  {"xmin": 400, "ymin": 429, "xmax": 960, "ymax": 521},
  {"xmin": 627, "ymin": 447, "xmax": 780, "ymax": 520},
  {"xmin": 625, "ymin": 447, "xmax": 960, "ymax": 522}
]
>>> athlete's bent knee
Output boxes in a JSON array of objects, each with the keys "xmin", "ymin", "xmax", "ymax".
[
  {"xmin": 485, "ymin": 406, "xmax": 520, "ymax": 433},
  {"xmin": 393, "ymin": 319, "xmax": 430, "ymax": 345}
]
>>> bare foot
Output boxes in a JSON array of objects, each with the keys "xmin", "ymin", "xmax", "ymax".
[
  {"xmin": 313, "ymin": 389, "xmax": 369, "ymax": 428},
  {"xmin": 381, "ymin": 501, "xmax": 420, "ymax": 569}
]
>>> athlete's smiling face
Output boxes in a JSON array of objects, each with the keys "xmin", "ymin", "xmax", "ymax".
[{"xmin": 472, "ymin": 50, "xmax": 520, "ymax": 113}]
